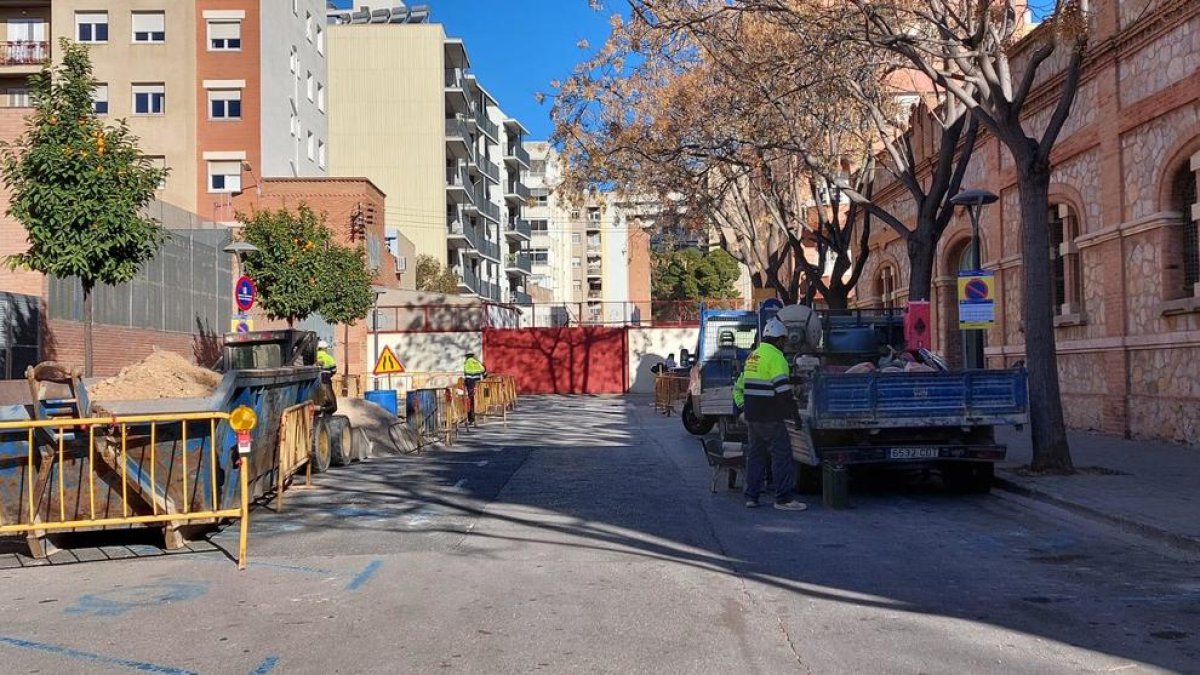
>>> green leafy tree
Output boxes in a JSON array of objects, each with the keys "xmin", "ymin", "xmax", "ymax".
[
  {"xmin": 653, "ymin": 248, "xmax": 740, "ymax": 300},
  {"xmin": 239, "ymin": 205, "xmax": 373, "ymax": 328},
  {"xmin": 0, "ymin": 39, "xmax": 169, "ymax": 375},
  {"xmin": 415, "ymin": 254, "xmax": 460, "ymax": 294}
]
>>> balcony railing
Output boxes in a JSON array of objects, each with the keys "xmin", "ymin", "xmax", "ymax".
[
  {"xmin": 478, "ymin": 115, "xmax": 499, "ymax": 143},
  {"xmin": 477, "ymin": 198, "xmax": 501, "ymax": 224},
  {"xmin": 446, "ymin": 164, "xmax": 470, "ymax": 192},
  {"xmin": 453, "ymin": 265, "xmax": 479, "ymax": 293},
  {"xmin": 506, "ymin": 252, "xmax": 531, "ymax": 274},
  {"xmin": 587, "ymin": 264, "xmax": 602, "ymax": 277},
  {"xmin": 448, "ymin": 216, "xmax": 480, "ymax": 251},
  {"xmin": 512, "ymin": 290, "xmax": 532, "ymax": 305},
  {"xmin": 504, "ymin": 143, "xmax": 530, "ymax": 168},
  {"xmin": 445, "ymin": 68, "xmax": 465, "ymax": 89},
  {"xmin": 0, "ymin": 41, "xmax": 47, "ymax": 67},
  {"xmin": 504, "ymin": 180, "xmax": 530, "ymax": 201},
  {"xmin": 477, "ymin": 235, "xmax": 500, "ymax": 261},
  {"xmin": 506, "ymin": 217, "xmax": 531, "ymax": 240},
  {"xmin": 480, "ymin": 157, "xmax": 501, "ymax": 184}
]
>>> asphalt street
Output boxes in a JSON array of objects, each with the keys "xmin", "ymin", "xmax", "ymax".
[{"xmin": 0, "ymin": 396, "xmax": 1197, "ymax": 674}]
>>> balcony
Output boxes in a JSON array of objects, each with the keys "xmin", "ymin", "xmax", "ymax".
[
  {"xmin": 0, "ymin": 41, "xmax": 47, "ymax": 70},
  {"xmin": 477, "ymin": 115, "xmax": 499, "ymax": 144},
  {"xmin": 477, "ymin": 280, "xmax": 501, "ymax": 301},
  {"xmin": 445, "ymin": 164, "xmax": 471, "ymax": 202},
  {"xmin": 586, "ymin": 264, "xmax": 602, "ymax": 278},
  {"xmin": 447, "ymin": 216, "xmax": 480, "ymax": 252},
  {"xmin": 506, "ymin": 216, "xmax": 531, "ymax": 241},
  {"xmin": 503, "ymin": 180, "xmax": 530, "ymax": 204},
  {"xmin": 503, "ymin": 142, "xmax": 530, "ymax": 169},
  {"xmin": 512, "ymin": 290, "xmax": 532, "ymax": 305},
  {"xmin": 587, "ymin": 290, "xmax": 603, "ymax": 300},
  {"xmin": 477, "ymin": 197, "xmax": 501, "ymax": 224},
  {"xmin": 445, "ymin": 116, "xmax": 474, "ymax": 162},
  {"xmin": 444, "ymin": 68, "xmax": 469, "ymax": 113},
  {"xmin": 453, "ymin": 265, "xmax": 480, "ymax": 295},
  {"xmin": 506, "ymin": 252, "xmax": 531, "ymax": 275},
  {"xmin": 480, "ymin": 157, "xmax": 501, "ymax": 185},
  {"xmin": 474, "ymin": 235, "xmax": 500, "ymax": 262}
]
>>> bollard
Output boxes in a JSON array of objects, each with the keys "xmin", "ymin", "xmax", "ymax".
[{"xmin": 822, "ymin": 463, "xmax": 849, "ymax": 509}]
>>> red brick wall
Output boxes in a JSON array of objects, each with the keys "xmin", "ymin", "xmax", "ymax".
[{"xmin": 44, "ymin": 320, "xmax": 206, "ymax": 377}]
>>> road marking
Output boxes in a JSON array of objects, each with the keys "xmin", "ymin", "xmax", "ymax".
[
  {"xmin": 345, "ymin": 560, "xmax": 383, "ymax": 591},
  {"xmin": 249, "ymin": 655, "xmax": 280, "ymax": 674},
  {"xmin": 0, "ymin": 634, "xmax": 196, "ymax": 674},
  {"xmin": 65, "ymin": 581, "xmax": 209, "ymax": 617}
]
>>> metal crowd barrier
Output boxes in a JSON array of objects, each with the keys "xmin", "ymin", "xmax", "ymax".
[
  {"xmin": 654, "ymin": 374, "xmax": 690, "ymax": 416},
  {"xmin": 0, "ymin": 411, "xmax": 251, "ymax": 568}
]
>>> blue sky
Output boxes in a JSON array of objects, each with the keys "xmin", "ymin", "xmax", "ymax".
[{"xmin": 331, "ymin": 1, "xmax": 621, "ymax": 141}]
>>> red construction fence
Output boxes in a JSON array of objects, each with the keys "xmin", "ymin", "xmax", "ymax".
[{"xmin": 483, "ymin": 327, "xmax": 629, "ymax": 395}]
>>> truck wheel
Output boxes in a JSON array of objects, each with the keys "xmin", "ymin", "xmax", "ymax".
[
  {"xmin": 328, "ymin": 415, "xmax": 353, "ymax": 466},
  {"xmin": 682, "ymin": 397, "xmax": 716, "ymax": 436},
  {"xmin": 942, "ymin": 462, "xmax": 994, "ymax": 494},
  {"xmin": 795, "ymin": 462, "xmax": 822, "ymax": 495},
  {"xmin": 311, "ymin": 416, "xmax": 333, "ymax": 474}
]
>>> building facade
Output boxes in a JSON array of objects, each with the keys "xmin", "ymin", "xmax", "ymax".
[
  {"xmin": 49, "ymin": 0, "xmax": 329, "ymax": 220},
  {"xmin": 326, "ymin": 4, "xmax": 532, "ymax": 304},
  {"xmin": 854, "ymin": 0, "xmax": 1199, "ymax": 444}
]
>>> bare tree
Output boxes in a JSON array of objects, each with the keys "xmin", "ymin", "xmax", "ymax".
[
  {"xmin": 550, "ymin": 7, "xmax": 876, "ymax": 307},
  {"xmin": 825, "ymin": 0, "xmax": 1088, "ymax": 472}
]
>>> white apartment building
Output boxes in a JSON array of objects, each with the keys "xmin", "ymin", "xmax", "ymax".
[{"xmin": 326, "ymin": 3, "xmax": 531, "ymax": 302}]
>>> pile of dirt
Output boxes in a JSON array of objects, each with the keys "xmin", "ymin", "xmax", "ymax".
[
  {"xmin": 336, "ymin": 397, "xmax": 420, "ymax": 456},
  {"xmin": 89, "ymin": 349, "xmax": 222, "ymax": 402}
]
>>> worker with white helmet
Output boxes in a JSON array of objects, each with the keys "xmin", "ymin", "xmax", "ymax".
[
  {"xmin": 316, "ymin": 339, "xmax": 336, "ymax": 372},
  {"xmin": 733, "ymin": 317, "xmax": 807, "ymax": 511}
]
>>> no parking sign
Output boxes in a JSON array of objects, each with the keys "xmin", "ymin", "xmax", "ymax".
[
  {"xmin": 235, "ymin": 275, "xmax": 256, "ymax": 311},
  {"xmin": 957, "ymin": 271, "xmax": 995, "ymax": 330}
]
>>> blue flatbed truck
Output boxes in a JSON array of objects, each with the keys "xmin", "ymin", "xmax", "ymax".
[{"xmin": 686, "ymin": 306, "xmax": 1030, "ymax": 503}]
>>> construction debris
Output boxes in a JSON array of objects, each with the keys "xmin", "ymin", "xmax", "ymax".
[{"xmin": 89, "ymin": 349, "xmax": 222, "ymax": 401}]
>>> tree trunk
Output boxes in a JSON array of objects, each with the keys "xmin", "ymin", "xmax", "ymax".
[
  {"xmin": 1017, "ymin": 164, "xmax": 1074, "ymax": 473},
  {"xmin": 823, "ymin": 292, "xmax": 849, "ymax": 311},
  {"xmin": 82, "ymin": 283, "xmax": 94, "ymax": 377},
  {"xmin": 907, "ymin": 233, "xmax": 936, "ymax": 303}
]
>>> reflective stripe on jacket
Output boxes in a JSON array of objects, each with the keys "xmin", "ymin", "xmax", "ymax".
[
  {"xmin": 464, "ymin": 357, "xmax": 486, "ymax": 377},
  {"xmin": 732, "ymin": 342, "xmax": 793, "ymax": 422}
]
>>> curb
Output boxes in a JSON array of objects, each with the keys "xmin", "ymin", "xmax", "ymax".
[{"xmin": 994, "ymin": 475, "xmax": 1200, "ymax": 555}]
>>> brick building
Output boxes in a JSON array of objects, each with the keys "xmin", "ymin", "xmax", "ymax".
[{"xmin": 855, "ymin": 0, "xmax": 1199, "ymax": 444}]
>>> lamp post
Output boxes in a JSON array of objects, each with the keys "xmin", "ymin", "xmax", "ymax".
[
  {"xmin": 370, "ymin": 284, "xmax": 389, "ymax": 391},
  {"xmin": 950, "ymin": 189, "xmax": 998, "ymax": 369}
]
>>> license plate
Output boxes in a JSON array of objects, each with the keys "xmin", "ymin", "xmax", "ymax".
[{"xmin": 889, "ymin": 447, "xmax": 940, "ymax": 459}]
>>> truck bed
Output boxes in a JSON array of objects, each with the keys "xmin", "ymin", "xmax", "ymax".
[{"xmin": 809, "ymin": 369, "xmax": 1028, "ymax": 429}]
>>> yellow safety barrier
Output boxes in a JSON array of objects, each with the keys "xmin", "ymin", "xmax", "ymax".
[
  {"xmin": 475, "ymin": 375, "xmax": 519, "ymax": 425},
  {"xmin": 333, "ymin": 374, "xmax": 364, "ymax": 398},
  {"xmin": 274, "ymin": 403, "xmax": 314, "ymax": 511},
  {"xmin": 440, "ymin": 384, "xmax": 470, "ymax": 445},
  {"xmin": 654, "ymin": 374, "xmax": 690, "ymax": 416},
  {"xmin": 0, "ymin": 412, "xmax": 250, "ymax": 568}
]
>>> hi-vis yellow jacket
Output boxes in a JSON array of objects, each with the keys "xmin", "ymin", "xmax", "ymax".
[{"xmin": 732, "ymin": 342, "xmax": 793, "ymax": 422}]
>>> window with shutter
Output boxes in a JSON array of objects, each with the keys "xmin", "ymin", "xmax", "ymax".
[
  {"xmin": 208, "ymin": 21, "xmax": 241, "ymax": 51},
  {"xmin": 132, "ymin": 12, "xmax": 165, "ymax": 43}
]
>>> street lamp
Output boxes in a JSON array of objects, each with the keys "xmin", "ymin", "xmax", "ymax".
[
  {"xmin": 370, "ymin": 285, "xmax": 389, "ymax": 391},
  {"xmin": 950, "ymin": 189, "xmax": 998, "ymax": 370}
]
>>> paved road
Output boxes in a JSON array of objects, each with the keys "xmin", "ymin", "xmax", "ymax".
[{"xmin": 0, "ymin": 396, "xmax": 1197, "ymax": 674}]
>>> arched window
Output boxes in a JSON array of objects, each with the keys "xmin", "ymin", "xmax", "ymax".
[
  {"xmin": 876, "ymin": 265, "xmax": 896, "ymax": 309},
  {"xmin": 1049, "ymin": 204, "xmax": 1083, "ymax": 316},
  {"xmin": 1171, "ymin": 163, "xmax": 1199, "ymax": 298}
]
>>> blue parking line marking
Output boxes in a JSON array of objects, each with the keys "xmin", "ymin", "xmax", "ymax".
[
  {"xmin": 249, "ymin": 655, "xmax": 280, "ymax": 674},
  {"xmin": 345, "ymin": 560, "xmax": 383, "ymax": 591},
  {"xmin": 0, "ymin": 634, "xmax": 196, "ymax": 674}
]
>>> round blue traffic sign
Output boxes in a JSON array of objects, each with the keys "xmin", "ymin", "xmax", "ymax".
[{"xmin": 235, "ymin": 276, "xmax": 256, "ymax": 311}]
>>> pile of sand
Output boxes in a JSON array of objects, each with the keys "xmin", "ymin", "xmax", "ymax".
[
  {"xmin": 336, "ymin": 396, "xmax": 420, "ymax": 455},
  {"xmin": 89, "ymin": 349, "xmax": 222, "ymax": 402}
]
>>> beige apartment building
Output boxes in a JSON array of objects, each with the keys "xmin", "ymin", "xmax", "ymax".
[{"xmin": 326, "ymin": 3, "xmax": 533, "ymax": 303}]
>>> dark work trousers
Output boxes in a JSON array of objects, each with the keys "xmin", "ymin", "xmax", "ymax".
[
  {"xmin": 465, "ymin": 376, "xmax": 482, "ymax": 422},
  {"xmin": 744, "ymin": 419, "xmax": 795, "ymax": 504}
]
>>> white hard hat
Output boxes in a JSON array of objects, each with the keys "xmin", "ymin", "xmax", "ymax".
[
  {"xmin": 762, "ymin": 318, "xmax": 788, "ymax": 339},
  {"xmin": 317, "ymin": 339, "xmax": 329, "ymax": 349}
]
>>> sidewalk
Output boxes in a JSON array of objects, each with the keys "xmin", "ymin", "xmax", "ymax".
[{"xmin": 995, "ymin": 426, "xmax": 1200, "ymax": 553}]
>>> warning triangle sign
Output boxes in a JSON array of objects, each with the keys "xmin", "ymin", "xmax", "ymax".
[{"xmin": 372, "ymin": 346, "xmax": 405, "ymax": 375}]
